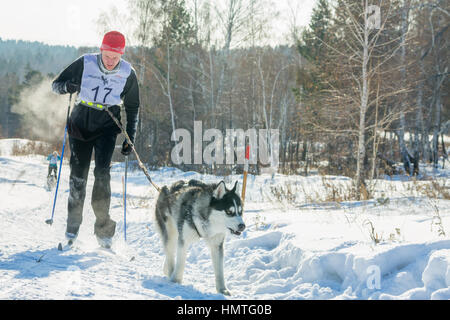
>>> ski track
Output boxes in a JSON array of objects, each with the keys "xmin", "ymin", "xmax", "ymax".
[{"xmin": 0, "ymin": 152, "xmax": 449, "ymax": 300}]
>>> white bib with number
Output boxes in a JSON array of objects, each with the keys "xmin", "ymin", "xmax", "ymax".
[{"xmin": 78, "ymin": 54, "xmax": 131, "ymax": 107}]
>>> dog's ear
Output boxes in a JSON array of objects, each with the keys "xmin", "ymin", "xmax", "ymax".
[
  {"xmin": 231, "ymin": 181, "xmax": 238, "ymax": 195},
  {"xmin": 213, "ymin": 181, "xmax": 227, "ymax": 199}
]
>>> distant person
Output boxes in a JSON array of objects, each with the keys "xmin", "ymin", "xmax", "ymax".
[
  {"xmin": 47, "ymin": 151, "xmax": 60, "ymax": 178},
  {"xmin": 51, "ymin": 31, "xmax": 140, "ymax": 248}
]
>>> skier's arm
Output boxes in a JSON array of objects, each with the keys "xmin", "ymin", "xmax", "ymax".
[
  {"xmin": 121, "ymin": 69, "xmax": 140, "ymax": 143},
  {"xmin": 52, "ymin": 56, "xmax": 84, "ymax": 95}
]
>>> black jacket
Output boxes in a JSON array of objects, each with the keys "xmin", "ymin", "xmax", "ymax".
[{"xmin": 52, "ymin": 54, "xmax": 140, "ymax": 142}]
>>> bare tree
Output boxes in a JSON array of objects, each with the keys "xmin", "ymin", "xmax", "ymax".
[{"xmin": 304, "ymin": 0, "xmax": 408, "ymax": 198}]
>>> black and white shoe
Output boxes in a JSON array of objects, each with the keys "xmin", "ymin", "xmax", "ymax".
[
  {"xmin": 65, "ymin": 232, "xmax": 78, "ymax": 243},
  {"xmin": 96, "ymin": 236, "xmax": 112, "ymax": 249}
]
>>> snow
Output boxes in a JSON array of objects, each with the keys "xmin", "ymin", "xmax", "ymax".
[{"xmin": 0, "ymin": 139, "xmax": 449, "ymax": 300}]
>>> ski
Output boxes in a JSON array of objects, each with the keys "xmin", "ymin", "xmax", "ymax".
[
  {"xmin": 96, "ymin": 247, "xmax": 116, "ymax": 256},
  {"xmin": 55, "ymin": 240, "xmax": 134, "ymax": 262}
]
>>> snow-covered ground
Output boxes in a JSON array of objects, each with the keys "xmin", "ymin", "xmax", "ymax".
[{"xmin": 1, "ymin": 140, "xmax": 449, "ymax": 300}]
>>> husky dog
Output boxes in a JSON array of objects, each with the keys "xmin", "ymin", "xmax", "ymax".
[
  {"xmin": 46, "ymin": 174, "xmax": 57, "ymax": 191},
  {"xmin": 154, "ymin": 179, "xmax": 245, "ymax": 295}
]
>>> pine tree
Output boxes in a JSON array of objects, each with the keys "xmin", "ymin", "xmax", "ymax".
[
  {"xmin": 298, "ymin": 0, "xmax": 331, "ymax": 63},
  {"xmin": 295, "ymin": 0, "xmax": 332, "ymax": 175}
]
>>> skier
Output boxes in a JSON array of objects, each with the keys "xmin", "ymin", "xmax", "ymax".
[
  {"xmin": 51, "ymin": 31, "xmax": 140, "ymax": 248},
  {"xmin": 47, "ymin": 151, "xmax": 60, "ymax": 178}
]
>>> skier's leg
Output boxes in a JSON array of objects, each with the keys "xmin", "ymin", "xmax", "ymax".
[
  {"xmin": 48, "ymin": 165, "xmax": 52, "ymax": 177},
  {"xmin": 52, "ymin": 166, "xmax": 57, "ymax": 177},
  {"xmin": 67, "ymin": 136, "xmax": 93, "ymax": 237},
  {"xmin": 91, "ymin": 133, "xmax": 117, "ymax": 240}
]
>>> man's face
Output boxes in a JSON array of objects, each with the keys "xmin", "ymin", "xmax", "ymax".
[{"xmin": 101, "ymin": 50, "xmax": 122, "ymax": 70}]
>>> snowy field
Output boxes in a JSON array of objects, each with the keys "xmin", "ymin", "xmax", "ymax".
[{"xmin": 0, "ymin": 139, "xmax": 449, "ymax": 300}]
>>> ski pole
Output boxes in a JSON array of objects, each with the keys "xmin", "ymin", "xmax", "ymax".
[
  {"xmin": 46, "ymin": 93, "xmax": 72, "ymax": 225},
  {"xmin": 123, "ymin": 155, "xmax": 128, "ymax": 241},
  {"xmin": 241, "ymin": 145, "xmax": 250, "ymax": 210}
]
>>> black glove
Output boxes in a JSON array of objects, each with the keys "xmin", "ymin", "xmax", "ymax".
[
  {"xmin": 121, "ymin": 140, "xmax": 133, "ymax": 156},
  {"xmin": 65, "ymin": 81, "xmax": 80, "ymax": 94}
]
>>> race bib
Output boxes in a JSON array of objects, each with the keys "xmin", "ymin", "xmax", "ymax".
[{"xmin": 78, "ymin": 54, "xmax": 131, "ymax": 107}]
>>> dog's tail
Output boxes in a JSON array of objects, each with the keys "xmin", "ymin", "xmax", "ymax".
[
  {"xmin": 170, "ymin": 180, "xmax": 187, "ymax": 193},
  {"xmin": 188, "ymin": 179, "xmax": 217, "ymax": 193},
  {"xmin": 155, "ymin": 186, "xmax": 171, "ymax": 242},
  {"xmin": 188, "ymin": 179, "xmax": 207, "ymax": 188}
]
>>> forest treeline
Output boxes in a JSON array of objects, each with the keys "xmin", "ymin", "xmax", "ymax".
[{"xmin": 0, "ymin": 0, "xmax": 448, "ymax": 199}]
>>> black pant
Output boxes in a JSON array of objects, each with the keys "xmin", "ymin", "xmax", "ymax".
[{"xmin": 67, "ymin": 134, "xmax": 117, "ymax": 239}]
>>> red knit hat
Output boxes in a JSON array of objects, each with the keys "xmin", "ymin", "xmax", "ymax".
[{"xmin": 100, "ymin": 31, "xmax": 126, "ymax": 54}]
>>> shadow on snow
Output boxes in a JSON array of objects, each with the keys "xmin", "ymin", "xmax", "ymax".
[{"xmin": 0, "ymin": 248, "xmax": 103, "ymax": 279}]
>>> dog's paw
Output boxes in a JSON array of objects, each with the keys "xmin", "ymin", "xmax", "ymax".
[
  {"xmin": 218, "ymin": 288, "xmax": 232, "ymax": 296},
  {"xmin": 170, "ymin": 274, "xmax": 182, "ymax": 284}
]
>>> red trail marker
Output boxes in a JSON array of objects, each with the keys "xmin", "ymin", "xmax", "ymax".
[{"xmin": 241, "ymin": 145, "xmax": 250, "ymax": 208}]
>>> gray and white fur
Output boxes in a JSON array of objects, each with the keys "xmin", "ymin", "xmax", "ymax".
[{"xmin": 154, "ymin": 179, "xmax": 245, "ymax": 295}]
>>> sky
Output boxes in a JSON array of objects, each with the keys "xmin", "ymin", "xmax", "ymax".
[
  {"xmin": 0, "ymin": 0, "xmax": 315, "ymax": 48},
  {"xmin": 0, "ymin": 0, "xmax": 128, "ymax": 47}
]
